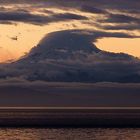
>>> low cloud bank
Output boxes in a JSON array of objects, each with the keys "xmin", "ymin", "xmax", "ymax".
[{"xmin": 0, "ymin": 80, "xmax": 140, "ymax": 107}]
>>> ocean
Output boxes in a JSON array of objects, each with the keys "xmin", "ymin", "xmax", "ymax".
[
  {"xmin": 0, "ymin": 108, "xmax": 139, "ymax": 139},
  {"xmin": 0, "ymin": 128, "xmax": 140, "ymax": 140}
]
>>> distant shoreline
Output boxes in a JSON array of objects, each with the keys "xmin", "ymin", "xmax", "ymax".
[
  {"xmin": 0, "ymin": 108, "xmax": 140, "ymax": 127},
  {"xmin": 1, "ymin": 107, "xmax": 140, "ymax": 110}
]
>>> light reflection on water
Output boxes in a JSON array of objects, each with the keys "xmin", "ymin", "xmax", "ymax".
[{"xmin": 0, "ymin": 128, "xmax": 140, "ymax": 140}]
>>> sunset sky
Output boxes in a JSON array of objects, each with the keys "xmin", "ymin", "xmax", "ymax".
[
  {"xmin": 0, "ymin": 0, "xmax": 140, "ymax": 107},
  {"xmin": 0, "ymin": 0, "xmax": 140, "ymax": 62}
]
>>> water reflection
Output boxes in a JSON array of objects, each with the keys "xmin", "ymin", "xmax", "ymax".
[{"xmin": 0, "ymin": 128, "xmax": 140, "ymax": 140}]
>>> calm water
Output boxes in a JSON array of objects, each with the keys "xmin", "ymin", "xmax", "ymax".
[{"xmin": 0, "ymin": 128, "xmax": 140, "ymax": 140}]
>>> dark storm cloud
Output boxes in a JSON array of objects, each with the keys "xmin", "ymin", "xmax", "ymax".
[{"xmin": 0, "ymin": 10, "xmax": 87, "ymax": 25}]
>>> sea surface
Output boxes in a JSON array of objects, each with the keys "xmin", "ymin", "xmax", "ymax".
[{"xmin": 0, "ymin": 128, "xmax": 140, "ymax": 140}]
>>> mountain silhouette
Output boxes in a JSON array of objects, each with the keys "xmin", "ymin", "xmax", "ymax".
[
  {"xmin": 5, "ymin": 30, "xmax": 140, "ymax": 82},
  {"xmin": 23, "ymin": 30, "xmax": 100, "ymax": 61}
]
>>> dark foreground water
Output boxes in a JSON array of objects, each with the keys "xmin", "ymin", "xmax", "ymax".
[{"xmin": 0, "ymin": 128, "xmax": 140, "ymax": 140}]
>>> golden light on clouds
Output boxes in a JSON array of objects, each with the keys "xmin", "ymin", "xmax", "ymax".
[
  {"xmin": 0, "ymin": 22, "xmax": 140, "ymax": 62},
  {"xmin": 0, "ymin": 0, "xmax": 140, "ymax": 84},
  {"xmin": 0, "ymin": 2, "xmax": 140, "ymax": 63},
  {"xmin": 0, "ymin": 21, "xmax": 97, "ymax": 62}
]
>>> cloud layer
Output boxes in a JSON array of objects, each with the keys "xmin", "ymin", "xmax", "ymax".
[
  {"xmin": 0, "ymin": 0, "xmax": 140, "ymax": 33},
  {"xmin": 0, "ymin": 1, "xmax": 139, "ymax": 83},
  {"xmin": 0, "ymin": 10, "xmax": 87, "ymax": 25},
  {"xmin": 1, "ymin": 81, "xmax": 140, "ymax": 106},
  {"xmin": 0, "ymin": 30, "xmax": 139, "ymax": 83}
]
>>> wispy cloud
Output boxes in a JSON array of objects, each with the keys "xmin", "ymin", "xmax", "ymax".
[{"xmin": 101, "ymin": 14, "xmax": 140, "ymax": 24}]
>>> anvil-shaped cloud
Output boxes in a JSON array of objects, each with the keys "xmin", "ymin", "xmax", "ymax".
[{"xmin": 0, "ymin": 30, "xmax": 140, "ymax": 83}]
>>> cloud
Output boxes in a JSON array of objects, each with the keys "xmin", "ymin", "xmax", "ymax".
[
  {"xmin": 0, "ymin": 11, "xmax": 46, "ymax": 24},
  {"xmin": 0, "ymin": 1, "xmax": 139, "ymax": 83},
  {"xmin": 26, "ymin": 29, "xmax": 137, "ymax": 62},
  {"xmin": 1, "ymin": 81, "xmax": 140, "ymax": 106},
  {"xmin": 95, "ymin": 12, "xmax": 140, "ymax": 31},
  {"xmin": 41, "ymin": 9, "xmax": 55, "ymax": 15},
  {"xmin": 0, "ymin": 20, "xmax": 13, "ymax": 24},
  {"xmin": 0, "ymin": 30, "xmax": 138, "ymax": 83},
  {"xmin": 0, "ymin": 0, "xmax": 140, "ymax": 12},
  {"xmin": 101, "ymin": 14, "xmax": 140, "ymax": 24},
  {"xmin": 80, "ymin": 5, "xmax": 107, "ymax": 14},
  {"xmin": 51, "ymin": 13, "xmax": 87, "ymax": 20},
  {"xmin": 101, "ymin": 24, "xmax": 140, "ymax": 31},
  {"xmin": 0, "ymin": 10, "xmax": 87, "ymax": 25},
  {"xmin": 0, "ymin": 0, "xmax": 140, "ymax": 33}
]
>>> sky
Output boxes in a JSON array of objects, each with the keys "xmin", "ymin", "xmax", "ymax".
[
  {"xmin": 0, "ymin": 0, "xmax": 140, "ymax": 107},
  {"xmin": 0, "ymin": 0, "xmax": 140, "ymax": 62}
]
